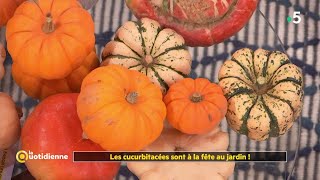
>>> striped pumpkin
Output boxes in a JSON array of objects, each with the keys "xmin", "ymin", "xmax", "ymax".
[
  {"xmin": 101, "ymin": 18, "xmax": 192, "ymax": 94},
  {"xmin": 218, "ymin": 48, "xmax": 304, "ymax": 141}
]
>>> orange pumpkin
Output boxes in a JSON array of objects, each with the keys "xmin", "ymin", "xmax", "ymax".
[
  {"xmin": 0, "ymin": 0, "xmax": 25, "ymax": 27},
  {"xmin": 77, "ymin": 65, "xmax": 166, "ymax": 151},
  {"xmin": 6, "ymin": 0, "xmax": 95, "ymax": 80},
  {"xmin": 12, "ymin": 50, "xmax": 99, "ymax": 100},
  {"xmin": 164, "ymin": 78, "xmax": 228, "ymax": 134}
]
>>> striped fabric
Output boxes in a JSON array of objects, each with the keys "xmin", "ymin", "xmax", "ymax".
[{"xmin": 1, "ymin": 0, "xmax": 318, "ymax": 179}]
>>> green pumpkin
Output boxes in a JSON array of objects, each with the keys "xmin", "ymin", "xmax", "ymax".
[{"xmin": 218, "ymin": 48, "xmax": 304, "ymax": 141}]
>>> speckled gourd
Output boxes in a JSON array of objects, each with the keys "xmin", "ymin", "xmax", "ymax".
[
  {"xmin": 101, "ymin": 18, "xmax": 192, "ymax": 94},
  {"xmin": 218, "ymin": 48, "xmax": 304, "ymax": 141}
]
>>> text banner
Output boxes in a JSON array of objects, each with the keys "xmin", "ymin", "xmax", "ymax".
[{"xmin": 73, "ymin": 151, "xmax": 287, "ymax": 162}]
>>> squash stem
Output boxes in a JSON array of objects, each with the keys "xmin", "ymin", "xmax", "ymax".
[
  {"xmin": 190, "ymin": 92, "xmax": 203, "ymax": 103},
  {"xmin": 255, "ymin": 77, "xmax": 271, "ymax": 95},
  {"xmin": 142, "ymin": 55, "xmax": 154, "ymax": 67},
  {"xmin": 42, "ymin": 13, "xmax": 55, "ymax": 34},
  {"xmin": 256, "ymin": 85, "xmax": 270, "ymax": 95},
  {"xmin": 126, "ymin": 92, "xmax": 139, "ymax": 104}
]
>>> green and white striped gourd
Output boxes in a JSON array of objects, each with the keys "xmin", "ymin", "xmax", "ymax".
[
  {"xmin": 218, "ymin": 48, "xmax": 304, "ymax": 141},
  {"xmin": 101, "ymin": 18, "xmax": 192, "ymax": 94}
]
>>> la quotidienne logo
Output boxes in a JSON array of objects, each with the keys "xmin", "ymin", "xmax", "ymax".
[{"xmin": 16, "ymin": 150, "xmax": 68, "ymax": 163}]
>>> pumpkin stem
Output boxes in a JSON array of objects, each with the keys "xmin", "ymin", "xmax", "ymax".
[
  {"xmin": 126, "ymin": 92, "xmax": 139, "ymax": 104},
  {"xmin": 190, "ymin": 93, "xmax": 203, "ymax": 103},
  {"xmin": 256, "ymin": 77, "xmax": 266, "ymax": 86},
  {"xmin": 255, "ymin": 77, "xmax": 270, "ymax": 95},
  {"xmin": 42, "ymin": 13, "xmax": 55, "ymax": 34},
  {"xmin": 142, "ymin": 55, "xmax": 154, "ymax": 67}
]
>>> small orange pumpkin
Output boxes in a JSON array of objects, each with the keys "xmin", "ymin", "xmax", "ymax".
[
  {"xmin": 6, "ymin": 0, "xmax": 95, "ymax": 79},
  {"xmin": 164, "ymin": 78, "xmax": 228, "ymax": 134},
  {"xmin": 12, "ymin": 50, "xmax": 99, "ymax": 100},
  {"xmin": 0, "ymin": 0, "xmax": 25, "ymax": 27},
  {"xmin": 77, "ymin": 65, "xmax": 166, "ymax": 151}
]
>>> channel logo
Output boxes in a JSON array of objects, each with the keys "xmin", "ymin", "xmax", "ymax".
[
  {"xmin": 16, "ymin": 150, "xmax": 28, "ymax": 163},
  {"xmin": 16, "ymin": 150, "xmax": 68, "ymax": 163}
]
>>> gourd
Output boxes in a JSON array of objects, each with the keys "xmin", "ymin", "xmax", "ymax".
[
  {"xmin": 0, "ymin": 43, "xmax": 5, "ymax": 80},
  {"xmin": 77, "ymin": 65, "xmax": 167, "ymax": 151},
  {"xmin": 126, "ymin": 0, "xmax": 258, "ymax": 46},
  {"xmin": 12, "ymin": 50, "xmax": 99, "ymax": 100},
  {"xmin": 164, "ymin": 78, "xmax": 227, "ymax": 134},
  {"xmin": 101, "ymin": 18, "xmax": 191, "ymax": 94},
  {"xmin": 127, "ymin": 126, "xmax": 235, "ymax": 180},
  {"xmin": 0, "ymin": 0, "xmax": 25, "ymax": 27},
  {"xmin": 218, "ymin": 48, "xmax": 304, "ymax": 141},
  {"xmin": 6, "ymin": 0, "xmax": 95, "ymax": 79},
  {"xmin": 0, "ymin": 93, "xmax": 21, "ymax": 150},
  {"xmin": 21, "ymin": 93, "xmax": 120, "ymax": 179}
]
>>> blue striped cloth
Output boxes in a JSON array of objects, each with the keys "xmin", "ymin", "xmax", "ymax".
[{"xmin": 1, "ymin": 0, "xmax": 319, "ymax": 179}]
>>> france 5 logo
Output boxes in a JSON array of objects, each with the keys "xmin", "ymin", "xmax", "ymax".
[{"xmin": 287, "ymin": 11, "xmax": 302, "ymax": 24}]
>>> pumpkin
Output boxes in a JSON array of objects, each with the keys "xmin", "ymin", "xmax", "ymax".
[
  {"xmin": 101, "ymin": 18, "xmax": 192, "ymax": 94},
  {"xmin": 0, "ymin": 0, "xmax": 25, "ymax": 27},
  {"xmin": 126, "ymin": 0, "xmax": 258, "ymax": 47},
  {"xmin": 77, "ymin": 65, "xmax": 167, "ymax": 151},
  {"xmin": 12, "ymin": 50, "xmax": 99, "ymax": 100},
  {"xmin": 21, "ymin": 93, "xmax": 120, "ymax": 179},
  {"xmin": 6, "ymin": 0, "xmax": 95, "ymax": 80},
  {"xmin": 164, "ymin": 78, "xmax": 227, "ymax": 134},
  {"xmin": 0, "ymin": 43, "xmax": 5, "ymax": 80},
  {"xmin": 218, "ymin": 48, "xmax": 304, "ymax": 141},
  {"xmin": 0, "ymin": 93, "xmax": 21, "ymax": 150},
  {"xmin": 127, "ymin": 126, "xmax": 235, "ymax": 180}
]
